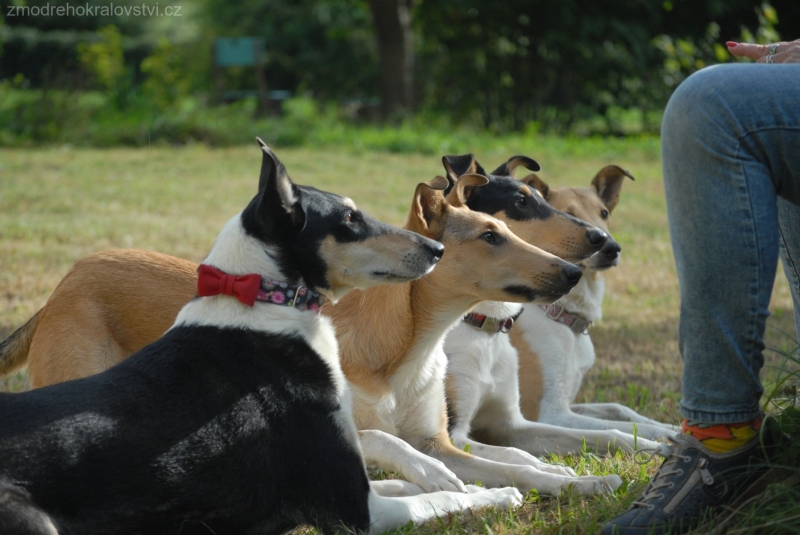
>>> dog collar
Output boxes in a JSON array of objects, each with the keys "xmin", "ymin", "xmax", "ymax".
[
  {"xmin": 463, "ymin": 308, "xmax": 524, "ymax": 334},
  {"xmin": 539, "ymin": 302, "xmax": 593, "ymax": 335},
  {"xmin": 197, "ymin": 264, "xmax": 326, "ymax": 312}
]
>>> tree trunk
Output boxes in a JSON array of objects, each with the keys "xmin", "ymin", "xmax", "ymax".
[{"xmin": 369, "ymin": 0, "xmax": 414, "ymax": 120}]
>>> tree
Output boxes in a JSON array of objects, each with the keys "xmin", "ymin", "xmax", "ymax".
[{"xmin": 368, "ymin": 0, "xmax": 414, "ymax": 120}]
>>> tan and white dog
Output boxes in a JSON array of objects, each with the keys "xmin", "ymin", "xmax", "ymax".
[
  {"xmin": 444, "ymin": 161, "xmax": 677, "ymax": 460},
  {"xmin": 327, "ymin": 172, "xmax": 621, "ymax": 496},
  {"xmin": 515, "ymin": 171, "xmax": 678, "ymax": 437}
]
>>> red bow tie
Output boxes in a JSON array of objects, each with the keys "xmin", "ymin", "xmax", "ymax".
[{"xmin": 197, "ymin": 264, "xmax": 262, "ymax": 307}]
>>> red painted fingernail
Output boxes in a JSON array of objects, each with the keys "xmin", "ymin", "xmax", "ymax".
[{"xmin": 726, "ymin": 41, "xmax": 738, "ymax": 47}]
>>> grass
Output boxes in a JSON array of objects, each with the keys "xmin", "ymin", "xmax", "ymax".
[{"xmin": 0, "ymin": 140, "xmax": 798, "ymax": 533}]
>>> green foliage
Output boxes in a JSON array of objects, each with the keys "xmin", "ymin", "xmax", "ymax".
[
  {"xmin": 197, "ymin": 0, "xmax": 378, "ymax": 101},
  {"xmin": 653, "ymin": 2, "xmax": 783, "ymax": 90},
  {"xmin": 740, "ymin": 2, "xmax": 781, "ymax": 47},
  {"xmin": 4, "ymin": 0, "xmax": 800, "ymax": 141},
  {"xmin": 140, "ymin": 39, "xmax": 192, "ymax": 109},
  {"xmin": 77, "ymin": 25, "xmax": 125, "ymax": 93}
]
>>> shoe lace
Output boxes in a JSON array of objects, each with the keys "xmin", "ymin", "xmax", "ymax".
[{"xmin": 631, "ymin": 442, "xmax": 690, "ymax": 509}]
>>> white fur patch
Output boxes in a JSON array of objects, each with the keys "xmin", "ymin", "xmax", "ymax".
[{"xmin": 172, "ymin": 212, "xmax": 357, "ymax": 444}]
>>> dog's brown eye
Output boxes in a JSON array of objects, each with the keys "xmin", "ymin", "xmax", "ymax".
[
  {"xmin": 481, "ymin": 231, "xmax": 497, "ymax": 244},
  {"xmin": 515, "ymin": 196, "xmax": 527, "ymax": 206},
  {"xmin": 600, "ymin": 209, "xmax": 609, "ymax": 219},
  {"xmin": 345, "ymin": 212, "xmax": 354, "ymax": 223}
]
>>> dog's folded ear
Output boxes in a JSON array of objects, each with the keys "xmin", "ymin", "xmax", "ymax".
[
  {"xmin": 519, "ymin": 173, "xmax": 550, "ymax": 200},
  {"xmin": 442, "ymin": 154, "xmax": 487, "ymax": 192},
  {"xmin": 255, "ymin": 137, "xmax": 306, "ymax": 232},
  {"xmin": 491, "ymin": 156, "xmax": 541, "ymax": 178},
  {"xmin": 591, "ymin": 165, "xmax": 635, "ymax": 213},
  {"xmin": 447, "ymin": 173, "xmax": 489, "ymax": 208},
  {"xmin": 406, "ymin": 177, "xmax": 450, "ymax": 238}
]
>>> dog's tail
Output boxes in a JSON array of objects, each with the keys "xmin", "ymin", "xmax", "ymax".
[{"xmin": 0, "ymin": 310, "xmax": 41, "ymax": 376}]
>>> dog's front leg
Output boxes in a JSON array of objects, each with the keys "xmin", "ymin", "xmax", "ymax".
[
  {"xmin": 366, "ymin": 486, "xmax": 522, "ymax": 534},
  {"xmin": 450, "ymin": 429, "xmax": 577, "ymax": 476},
  {"xmin": 541, "ymin": 408, "xmax": 676, "ymax": 440},
  {"xmin": 570, "ymin": 403, "xmax": 680, "ymax": 432},
  {"xmin": 420, "ymin": 432, "xmax": 621, "ymax": 496},
  {"xmin": 482, "ymin": 418, "xmax": 662, "ymax": 455},
  {"xmin": 359, "ymin": 429, "xmax": 467, "ymax": 493}
]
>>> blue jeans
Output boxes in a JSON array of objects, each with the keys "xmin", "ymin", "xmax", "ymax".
[{"xmin": 662, "ymin": 64, "xmax": 800, "ymax": 424}]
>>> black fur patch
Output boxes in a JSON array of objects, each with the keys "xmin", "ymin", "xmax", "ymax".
[
  {"xmin": 466, "ymin": 175, "xmax": 559, "ymax": 222},
  {"xmin": 503, "ymin": 285, "xmax": 537, "ymax": 301},
  {"xmin": 0, "ymin": 325, "xmax": 371, "ymax": 534},
  {"xmin": 241, "ymin": 185, "xmax": 401, "ymax": 292}
]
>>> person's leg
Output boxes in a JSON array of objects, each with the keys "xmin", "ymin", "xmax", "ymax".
[
  {"xmin": 777, "ymin": 197, "xmax": 800, "ymax": 350},
  {"xmin": 603, "ymin": 63, "xmax": 800, "ymax": 535},
  {"xmin": 666, "ymin": 64, "xmax": 800, "ymax": 425}
]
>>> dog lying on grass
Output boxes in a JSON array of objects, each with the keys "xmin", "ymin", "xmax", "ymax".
[
  {"xmin": 514, "ymin": 168, "xmax": 679, "ymax": 439},
  {"xmin": 443, "ymin": 157, "xmax": 676, "ymax": 461},
  {"xmin": 0, "ymin": 141, "xmax": 523, "ymax": 535}
]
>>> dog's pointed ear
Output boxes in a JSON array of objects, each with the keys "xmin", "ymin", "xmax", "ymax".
[
  {"xmin": 256, "ymin": 138, "xmax": 306, "ymax": 231},
  {"xmin": 591, "ymin": 165, "xmax": 634, "ymax": 213},
  {"xmin": 519, "ymin": 173, "xmax": 551, "ymax": 200},
  {"xmin": 442, "ymin": 154, "xmax": 477, "ymax": 181},
  {"xmin": 448, "ymin": 173, "xmax": 489, "ymax": 208},
  {"xmin": 441, "ymin": 154, "xmax": 487, "ymax": 193},
  {"xmin": 491, "ymin": 155, "xmax": 541, "ymax": 178},
  {"xmin": 406, "ymin": 176, "xmax": 449, "ymax": 238}
]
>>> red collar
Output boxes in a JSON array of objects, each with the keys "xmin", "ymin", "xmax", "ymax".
[
  {"xmin": 197, "ymin": 264, "xmax": 326, "ymax": 312},
  {"xmin": 539, "ymin": 302, "xmax": 593, "ymax": 334},
  {"xmin": 462, "ymin": 308, "xmax": 524, "ymax": 334}
]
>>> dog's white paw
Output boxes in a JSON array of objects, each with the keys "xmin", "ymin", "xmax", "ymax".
[
  {"xmin": 405, "ymin": 456, "xmax": 467, "ymax": 493},
  {"xmin": 465, "ymin": 487, "xmax": 523, "ymax": 509},
  {"xmin": 632, "ymin": 437, "xmax": 662, "ymax": 451},
  {"xmin": 539, "ymin": 463, "xmax": 577, "ymax": 477},
  {"xmin": 495, "ymin": 447, "xmax": 577, "ymax": 476},
  {"xmin": 563, "ymin": 474, "xmax": 622, "ymax": 495}
]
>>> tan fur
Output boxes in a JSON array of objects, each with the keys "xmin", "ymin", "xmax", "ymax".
[
  {"xmin": 510, "ymin": 325, "xmax": 544, "ymax": 421},
  {"xmin": 330, "ymin": 181, "xmax": 569, "ymax": 425},
  {"xmin": 516, "ymin": 166, "xmax": 633, "ymax": 420},
  {"xmin": 0, "ymin": 311, "xmax": 42, "ymax": 375},
  {"xmin": 522, "ymin": 165, "xmax": 633, "ymax": 236},
  {"xmin": 25, "ymin": 250, "xmax": 197, "ymax": 387}
]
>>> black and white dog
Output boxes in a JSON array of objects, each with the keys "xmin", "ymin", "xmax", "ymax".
[{"xmin": 0, "ymin": 141, "xmax": 522, "ymax": 535}]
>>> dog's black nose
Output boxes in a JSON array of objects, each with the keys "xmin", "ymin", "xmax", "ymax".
[
  {"xmin": 586, "ymin": 228, "xmax": 608, "ymax": 249},
  {"xmin": 561, "ymin": 263, "xmax": 583, "ymax": 287},
  {"xmin": 428, "ymin": 242, "xmax": 445, "ymax": 263},
  {"xmin": 601, "ymin": 240, "xmax": 621, "ymax": 259}
]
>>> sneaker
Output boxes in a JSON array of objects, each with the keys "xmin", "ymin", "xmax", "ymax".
[{"xmin": 601, "ymin": 423, "xmax": 785, "ymax": 535}]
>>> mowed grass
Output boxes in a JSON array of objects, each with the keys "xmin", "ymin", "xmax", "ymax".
[{"xmin": 0, "ymin": 141, "xmax": 797, "ymax": 533}]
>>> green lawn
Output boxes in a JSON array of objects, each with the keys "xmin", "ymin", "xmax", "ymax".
[{"xmin": 0, "ymin": 142, "xmax": 797, "ymax": 533}]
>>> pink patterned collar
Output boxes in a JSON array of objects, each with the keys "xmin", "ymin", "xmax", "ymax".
[
  {"xmin": 539, "ymin": 302, "xmax": 593, "ymax": 335},
  {"xmin": 462, "ymin": 308, "xmax": 524, "ymax": 334},
  {"xmin": 257, "ymin": 280, "xmax": 327, "ymax": 312}
]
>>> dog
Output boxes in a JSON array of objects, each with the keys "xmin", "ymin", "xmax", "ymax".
[
  {"xmin": 326, "ymin": 168, "xmax": 622, "ymax": 496},
  {"xmin": 0, "ymin": 141, "xmax": 523, "ymax": 535},
  {"xmin": 442, "ymin": 158, "xmax": 675, "ymax": 461},
  {"xmin": 514, "ymin": 169, "xmax": 679, "ymax": 437}
]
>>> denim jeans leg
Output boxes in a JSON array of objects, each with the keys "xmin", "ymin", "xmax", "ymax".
[
  {"xmin": 777, "ymin": 197, "xmax": 800, "ymax": 354},
  {"xmin": 662, "ymin": 64, "xmax": 800, "ymax": 424}
]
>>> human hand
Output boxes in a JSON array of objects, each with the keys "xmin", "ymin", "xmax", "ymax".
[{"xmin": 726, "ymin": 39, "xmax": 800, "ymax": 63}]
